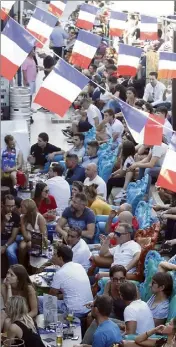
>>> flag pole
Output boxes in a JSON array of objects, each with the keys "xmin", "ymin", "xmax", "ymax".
[{"xmin": 172, "ymin": 0, "xmax": 176, "ymax": 131}]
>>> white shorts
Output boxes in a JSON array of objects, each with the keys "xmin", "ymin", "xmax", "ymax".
[{"xmin": 29, "ymin": 81, "xmax": 36, "ymax": 95}]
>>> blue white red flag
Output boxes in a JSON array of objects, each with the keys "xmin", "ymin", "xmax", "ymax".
[
  {"xmin": 70, "ymin": 30, "xmax": 101, "ymax": 69},
  {"xmin": 158, "ymin": 52, "xmax": 176, "ymax": 79},
  {"xmin": 34, "ymin": 59, "xmax": 89, "ymax": 117},
  {"xmin": 1, "ymin": 1, "xmax": 16, "ymax": 20},
  {"xmin": 118, "ymin": 99, "xmax": 164, "ymax": 146},
  {"xmin": 27, "ymin": 7, "xmax": 57, "ymax": 48},
  {"xmin": 117, "ymin": 44, "xmax": 142, "ymax": 77},
  {"xmin": 1, "ymin": 18, "xmax": 36, "ymax": 80},
  {"xmin": 140, "ymin": 15, "xmax": 158, "ymax": 40},
  {"xmin": 109, "ymin": 11, "xmax": 127, "ymax": 37},
  {"xmin": 157, "ymin": 149, "xmax": 176, "ymax": 193},
  {"xmin": 48, "ymin": 0, "xmax": 67, "ymax": 18},
  {"xmin": 76, "ymin": 3, "xmax": 99, "ymax": 30}
]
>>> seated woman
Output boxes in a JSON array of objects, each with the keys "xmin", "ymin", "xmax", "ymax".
[
  {"xmin": 1, "ymin": 264, "xmax": 38, "ymax": 332},
  {"xmin": 107, "ymin": 140, "xmax": 136, "ymax": 198},
  {"xmin": 1, "ymin": 135, "xmax": 23, "ymax": 186},
  {"xmin": 84, "ymin": 184, "xmax": 112, "ymax": 215},
  {"xmin": 4, "ymin": 296, "xmax": 44, "ymax": 346},
  {"xmin": 126, "ymin": 87, "xmax": 137, "ymax": 107},
  {"xmin": 19, "ymin": 199, "xmax": 47, "ymax": 265},
  {"xmin": 82, "ymin": 265, "xmax": 127, "ymax": 346},
  {"xmin": 134, "ymin": 317, "xmax": 176, "ymax": 347},
  {"xmin": 34, "ymin": 182, "xmax": 57, "ymax": 218},
  {"xmin": 147, "ymin": 272, "xmax": 173, "ymax": 326}
]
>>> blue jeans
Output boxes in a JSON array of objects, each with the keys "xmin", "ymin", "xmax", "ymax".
[
  {"xmin": 138, "ymin": 166, "xmax": 161, "ymax": 194},
  {"xmin": 1, "ymin": 235, "xmax": 23, "ymax": 265}
]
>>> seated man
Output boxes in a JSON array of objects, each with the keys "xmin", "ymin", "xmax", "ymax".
[
  {"xmin": 76, "ymin": 295, "xmax": 123, "ymax": 347},
  {"xmin": 128, "ymin": 142, "xmax": 168, "ymax": 195},
  {"xmin": 84, "ymin": 163, "xmax": 107, "ymax": 200},
  {"xmin": 120, "ymin": 282, "xmax": 155, "ymax": 334},
  {"xmin": 38, "ymin": 245, "xmax": 93, "ymax": 317},
  {"xmin": 46, "ymin": 164, "xmax": 71, "ymax": 211},
  {"xmin": 99, "ymin": 223, "xmax": 141, "ymax": 273},
  {"xmin": 56, "ymin": 192, "xmax": 95, "ymax": 243},
  {"xmin": 28, "ymin": 132, "xmax": 63, "ymax": 168},
  {"xmin": 105, "ymin": 203, "xmax": 139, "ymax": 236},
  {"xmin": 67, "ymin": 227, "xmax": 91, "ymax": 271},
  {"xmin": 68, "ymin": 133, "xmax": 85, "ymax": 159},
  {"xmin": 82, "ymin": 140, "xmax": 99, "ymax": 168},
  {"xmin": 1, "ymin": 135, "xmax": 23, "ymax": 186},
  {"xmin": 1, "ymin": 194, "xmax": 20, "ymax": 265},
  {"xmin": 65, "ymin": 154, "xmax": 85, "ymax": 184},
  {"xmin": 155, "ymin": 106, "xmax": 173, "ymax": 144}
]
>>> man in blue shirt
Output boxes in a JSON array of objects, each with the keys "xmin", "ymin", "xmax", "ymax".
[
  {"xmin": 74, "ymin": 295, "xmax": 122, "ymax": 347},
  {"xmin": 50, "ymin": 20, "xmax": 69, "ymax": 60},
  {"xmin": 65, "ymin": 154, "xmax": 85, "ymax": 184}
]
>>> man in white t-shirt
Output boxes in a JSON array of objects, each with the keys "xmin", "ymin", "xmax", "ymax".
[
  {"xmin": 120, "ymin": 282, "xmax": 155, "ymax": 334},
  {"xmin": 46, "ymin": 164, "xmax": 70, "ymax": 211},
  {"xmin": 67, "ymin": 227, "xmax": 91, "ymax": 271},
  {"xmin": 155, "ymin": 106, "xmax": 173, "ymax": 144},
  {"xmin": 104, "ymin": 109, "xmax": 124, "ymax": 143},
  {"xmin": 87, "ymin": 103, "xmax": 102, "ymax": 127},
  {"xmin": 84, "ymin": 163, "xmax": 107, "ymax": 199},
  {"xmin": 128, "ymin": 142, "xmax": 168, "ymax": 194},
  {"xmin": 99, "ymin": 223, "xmax": 141, "ymax": 273},
  {"xmin": 39, "ymin": 245, "xmax": 93, "ymax": 316}
]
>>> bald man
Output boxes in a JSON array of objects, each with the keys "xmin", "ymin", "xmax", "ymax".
[
  {"xmin": 84, "ymin": 163, "xmax": 107, "ymax": 200},
  {"xmin": 105, "ymin": 204, "xmax": 139, "ymax": 235}
]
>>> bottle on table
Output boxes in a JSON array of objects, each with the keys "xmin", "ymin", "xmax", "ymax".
[{"xmin": 56, "ymin": 321, "xmax": 63, "ymax": 347}]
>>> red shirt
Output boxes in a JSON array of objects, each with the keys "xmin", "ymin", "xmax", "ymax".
[
  {"xmin": 110, "ymin": 216, "xmax": 139, "ymax": 246},
  {"xmin": 36, "ymin": 195, "xmax": 57, "ymax": 215}
]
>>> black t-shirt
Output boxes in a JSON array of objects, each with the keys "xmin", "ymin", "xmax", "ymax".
[
  {"xmin": 30, "ymin": 143, "xmax": 61, "ymax": 166},
  {"xmin": 1, "ymin": 212, "xmax": 20, "ymax": 240}
]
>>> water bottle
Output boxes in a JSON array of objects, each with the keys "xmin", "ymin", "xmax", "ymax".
[
  {"xmin": 56, "ymin": 321, "xmax": 63, "ymax": 347},
  {"xmin": 47, "ymin": 240, "xmax": 53, "ymax": 259}
]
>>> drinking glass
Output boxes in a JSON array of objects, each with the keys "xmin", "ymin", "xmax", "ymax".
[{"xmin": 3, "ymin": 338, "xmax": 25, "ymax": 347}]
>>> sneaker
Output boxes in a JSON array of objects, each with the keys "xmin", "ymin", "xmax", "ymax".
[
  {"xmin": 30, "ymin": 108, "xmax": 37, "ymax": 113},
  {"xmin": 67, "ymin": 139, "xmax": 74, "ymax": 143},
  {"xmin": 62, "ymin": 130, "xmax": 72, "ymax": 138}
]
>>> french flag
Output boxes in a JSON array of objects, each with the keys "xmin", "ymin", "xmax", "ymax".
[
  {"xmin": 119, "ymin": 99, "xmax": 164, "ymax": 146},
  {"xmin": 76, "ymin": 3, "xmax": 98, "ymax": 31},
  {"xmin": 34, "ymin": 59, "xmax": 89, "ymax": 117},
  {"xmin": 70, "ymin": 30, "xmax": 101, "ymax": 69},
  {"xmin": 140, "ymin": 15, "xmax": 158, "ymax": 41},
  {"xmin": 48, "ymin": 0, "xmax": 67, "ymax": 18},
  {"xmin": 117, "ymin": 44, "xmax": 142, "ymax": 77},
  {"xmin": 27, "ymin": 7, "xmax": 57, "ymax": 48},
  {"xmin": 158, "ymin": 52, "xmax": 176, "ymax": 79},
  {"xmin": 109, "ymin": 11, "xmax": 127, "ymax": 37},
  {"xmin": 157, "ymin": 149, "xmax": 176, "ymax": 193},
  {"xmin": 1, "ymin": 1, "xmax": 16, "ymax": 21},
  {"xmin": 0, "ymin": 18, "xmax": 36, "ymax": 81}
]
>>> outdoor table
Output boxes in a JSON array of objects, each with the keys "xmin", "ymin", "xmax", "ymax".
[{"xmin": 36, "ymin": 314, "xmax": 82, "ymax": 347}]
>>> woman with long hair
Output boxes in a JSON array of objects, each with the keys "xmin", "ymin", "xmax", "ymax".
[
  {"xmin": 34, "ymin": 182, "xmax": 57, "ymax": 216},
  {"xmin": 1, "ymin": 265, "xmax": 38, "ymax": 331},
  {"xmin": 5, "ymin": 296, "xmax": 44, "ymax": 346},
  {"xmin": 126, "ymin": 86, "xmax": 137, "ymax": 106},
  {"xmin": 107, "ymin": 140, "xmax": 136, "ymax": 198},
  {"xmin": 134, "ymin": 317, "xmax": 176, "ymax": 346},
  {"xmin": 19, "ymin": 199, "xmax": 47, "ymax": 264},
  {"xmin": 84, "ymin": 184, "xmax": 111, "ymax": 215}
]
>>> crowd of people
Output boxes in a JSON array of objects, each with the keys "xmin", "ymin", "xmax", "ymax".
[{"xmin": 1, "ymin": 0, "xmax": 176, "ymax": 346}]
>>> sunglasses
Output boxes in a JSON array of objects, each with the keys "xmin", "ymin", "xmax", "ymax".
[
  {"xmin": 114, "ymin": 231, "xmax": 129, "ymax": 237},
  {"xmin": 43, "ymin": 190, "xmax": 49, "ymax": 193},
  {"xmin": 111, "ymin": 277, "xmax": 125, "ymax": 283}
]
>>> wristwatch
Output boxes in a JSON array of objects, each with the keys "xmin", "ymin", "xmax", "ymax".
[{"xmin": 5, "ymin": 243, "xmax": 8, "ymax": 248}]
